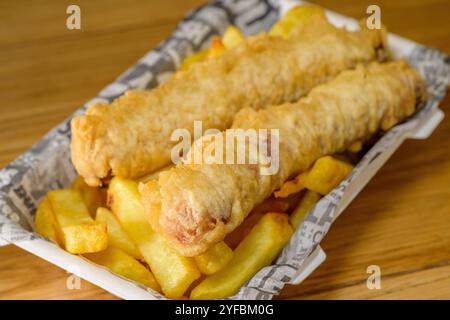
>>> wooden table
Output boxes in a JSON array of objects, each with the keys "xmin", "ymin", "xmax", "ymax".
[{"xmin": 0, "ymin": 0, "xmax": 449, "ymax": 300}]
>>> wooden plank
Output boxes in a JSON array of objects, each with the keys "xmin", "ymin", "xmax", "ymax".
[
  {"xmin": 0, "ymin": 0, "xmax": 449, "ymax": 299},
  {"xmin": 0, "ymin": 245, "xmax": 117, "ymax": 299}
]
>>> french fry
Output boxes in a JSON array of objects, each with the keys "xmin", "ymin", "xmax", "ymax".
[
  {"xmin": 348, "ymin": 140, "xmax": 363, "ymax": 153},
  {"xmin": 180, "ymin": 25, "xmax": 244, "ymax": 70},
  {"xmin": 85, "ymin": 247, "xmax": 160, "ymax": 291},
  {"xmin": 34, "ymin": 196, "xmax": 61, "ymax": 245},
  {"xmin": 303, "ymin": 156, "xmax": 354, "ymax": 195},
  {"xmin": 208, "ymin": 36, "xmax": 226, "ymax": 57},
  {"xmin": 194, "ymin": 242, "xmax": 233, "ymax": 275},
  {"xmin": 268, "ymin": 18, "xmax": 291, "ymax": 38},
  {"xmin": 136, "ymin": 165, "xmax": 174, "ymax": 184},
  {"xmin": 274, "ymin": 172, "xmax": 308, "ymax": 198},
  {"xmin": 108, "ymin": 177, "xmax": 200, "ymax": 298},
  {"xmin": 190, "ymin": 213, "xmax": 293, "ymax": 299},
  {"xmin": 286, "ymin": 4, "xmax": 326, "ymax": 21},
  {"xmin": 47, "ymin": 189, "xmax": 108, "ymax": 254},
  {"xmin": 222, "ymin": 25, "xmax": 245, "ymax": 49},
  {"xmin": 290, "ymin": 190, "xmax": 321, "ymax": 228},
  {"xmin": 47, "ymin": 189, "xmax": 93, "ymax": 226},
  {"xmin": 72, "ymin": 176, "xmax": 105, "ymax": 217},
  {"xmin": 225, "ymin": 198, "xmax": 289, "ymax": 249},
  {"xmin": 62, "ymin": 223, "xmax": 108, "ymax": 254},
  {"xmin": 95, "ymin": 207, "xmax": 142, "ymax": 260},
  {"xmin": 180, "ymin": 49, "xmax": 209, "ymax": 70},
  {"xmin": 269, "ymin": 5, "xmax": 326, "ymax": 38}
]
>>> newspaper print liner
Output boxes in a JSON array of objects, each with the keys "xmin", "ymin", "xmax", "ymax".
[{"xmin": 0, "ymin": 0, "xmax": 449, "ymax": 299}]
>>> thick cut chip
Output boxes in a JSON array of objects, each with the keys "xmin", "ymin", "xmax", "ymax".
[
  {"xmin": 274, "ymin": 172, "xmax": 308, "ymax": 198},
  {"xmin": 290, "ymin": 190, "xmax": 321, "ymax": 228},
  {"xmin": 224, "ymin": 199, "xmax": 289, "ymax": 249},
  {"xmin": 95, "ymin": 207, "xmax": 142, "ymax": 260},
  {"xmin": 208, "ymin": 36, "xmax": 226, "ymax": 57},
  {"xmin": 35, "ymin": 197, "xmax": 61, "ymax": 245},
  {"xmin": 85, "ymin": 247, "xmax": 160, "ymax": 291},
  {"xmin": 62, "ymin": 222, "xmax": 108, "ymax": 254},
  {"xmin": 303, "ymin": 156, "xmax": 354, "ymax": 195},
  {"xmin": 194, "ymin": 242, "xmax": 233, "ymax": 275},
  {"xmin": 180, "ymin": 49, "xmax": 208, "ymax": 70},
  {"xmin": 72, "ymin": 176, "xmax": 105, "ymax": 217},
  {"xmin": 136, "ymin": 165, "xmax": 173, "ymax": 184},
  {"xmin": 347, "ymin": 141, "xmax": 363, "ymax": 153},
  {"xmin": 190, "ymin": 213, "xmax": 293, "ymax": 299},
  {"xmin": 47, "ymin": 189, "xmax": 108, "ymax": 254},
  {"xmin": 269, "ymin": 5, "xmax": 326, "ymax": 38},
  {"xmin": 222, "ymin": 25, "xmax": 245, "ymax": 49},
  {"xmin": 108, "ymin": 177, "xmax": 200, "ymax": 298}
]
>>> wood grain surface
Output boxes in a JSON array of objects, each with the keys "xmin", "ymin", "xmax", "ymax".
[{"xmin": 0, "ymin": 0, "xmax": 449, "ymax": 300}]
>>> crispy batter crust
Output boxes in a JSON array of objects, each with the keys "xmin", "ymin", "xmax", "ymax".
[
  {"xmin": 71, "ymin": 16, "xmax": 386, "ymax": 186},
  {"xmin": 140, "ymin": 61, "xmax": 427, "ymax": 256}
]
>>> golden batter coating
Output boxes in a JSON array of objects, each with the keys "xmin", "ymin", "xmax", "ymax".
[
  {"xmin": 71, "ymin": 16, "xmax": 387, "ymax": 186},
  {"xmin": 140, "ymin": 61, "xmax": 427, "ymax": 256}
]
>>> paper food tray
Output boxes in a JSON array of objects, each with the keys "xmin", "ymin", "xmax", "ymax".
[{"xmin": 0, "ymin": 0, "xmax": 449, "ymax": 300}]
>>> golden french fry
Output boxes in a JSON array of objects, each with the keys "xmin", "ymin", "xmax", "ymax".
[
  {"xmin": 286, "ymin": 4, "xmax": 326, "ymax": 21},
  {"xmin": 85, "ymin": 247, "xmax": 160, "ymax": 291},
  {"xmin": 48, "ymin": 189, "xmax": 92, "ymax": 225},
  {"xmin": 224, "ymin": 211, "xmax": 263, "ymax": 250},
  {"xmin": 274, "ymin": 172, "xmax": 308, "ymax": 198},
  {"xmin": 35, "ymin": 197, "xmax": 61, "ymax": 245},
  {"xmin": 269, "ymin": 5, "xmax": 326, "ymax": 38},
  {"xmin": 222, "ymin": 25, "xmax": 245, "ymax": 49},
  {"xmin": 72, "ymin": 176, "xmax": 105, "ymax": 217},
  {"xmin": 290, "ymin": 190, "xmax": 321, "ymax": 228},
  {"xmin": 348, "ymin": 140, "xmax": 363, "ymax": 153},
  {"xmin": 47, "ymin": 189, "xmax": 108, "ymax": 254},
  {"xmin": 95, "ymin": 207, "xmax": 142, "ymax": 260},
  {"xmin": 180, "ymin": 49, "xmax": 209, "ymax": 70},
  {"xmin": 190, "ymin": 213, "xmax": 293, "ymax": 299},
  {"xmin": 303, "ymin": 156, "xmax": 354, "ymax": 195},
  {"xmin": 194, "ymin": 242, "xmax": 233, "ymax": 275},
  {"xmin": 225, "ymin": 198, "xmax": 289, "ymax": 249},
  {"xmin": 108, "ymin": 177, "xmax": 200, "ymax": 298},
  {"xmin": 62, "ymin": 222, "xmax": 108, "ymax": 254},
  {"xmin": 136, "ymin": 165, "xmax": 174, "ymax": 184},
  {"xmin": 268, "ymin": 18, "xmax": 292, "ymax": 38},
  {"xmin": 208, "ymin": 36, "xmax": 226, "ymax": 57}
]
